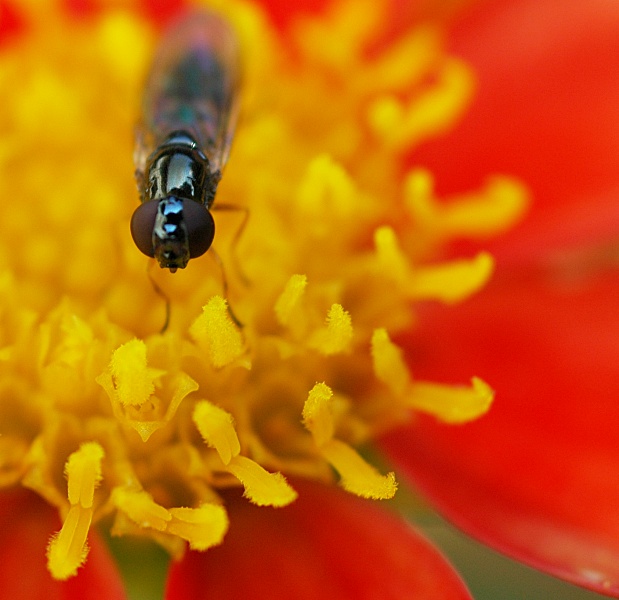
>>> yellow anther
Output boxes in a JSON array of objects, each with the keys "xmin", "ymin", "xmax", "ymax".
[
  {"xmin": 190, "ymin": 296, "xmax": 245, "ymax": 368},
  {"xmin": 107, "ymin": 339, "xmax": 164, "ymax": 406},
  {"xmin": 309, "ymin": 304, "xmax": 353, "ymax": 355},
  {"xmin": 302, "ymin": 382, "xmax": 335, "ymax": 447},
  {"xmin": 321, "ymin": 439, "xmax": 397, "ymax": 500},
  {"xmin": 167, "ymin": 504, "xmax": 229, "ymax": 551},
  {"xmin": 111, "ymin": 488, "xmax": 171, "ymax": 531},
  {"xmin": 409, "ymin": 377, "xmax": 494, "ymax": 423},
  {"xmin": 193, "ymin": 400, "xmax": 241, "ymax": 465},
  {"xmin": 371, "ymin": 328, "xmax": 411, "ymax": 396},
  {"xmin": 408, "ymin": 252, "xmax": 495, "ymax": 304},
  {"xmin": 274, "ymin": 274, "xmax": 307, "ymax": 326},
  {"xmin": 227, "ymin": 455, "xmax": 297, "ymax": 507}
]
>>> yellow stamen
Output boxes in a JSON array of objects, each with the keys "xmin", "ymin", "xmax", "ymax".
[
  {"xmin": 47, "ymin": 442, "xmax": 104, "ymax": 580},
  {"xmin": 111, "ymin": 488, "xmax": 171, "ymax": 531},
  {"xmin": 189, "ymin": 296, "xmax": 247, "ymax": 369},
  {"xmin": 227, "ymin": 456, "xmax": 298, "ymax": 507},
  {"xmin": 302, "ymin": 382, "xmax": 335, "ymax": 447},
  {"xmin": 321, "ymin": 439, "xmax": 397, "ymax": 500},
  {"xmin": 409, "ymin": 377, "xmax": 494, "ymax": 423},
  {"xmin": 371, "ymin": 328, "xmax": 411, "ymax": 396},
  {"xmin": 106, "ymin": 339, "xmax": 164, "ymax": 407},
  {"xmin": 309, "ymin": 303, "xmax": 353, "ymax": 355},
  {"xmin": 193, "ymin": 400, "xmax": 297, "ymax": 507},
  {"xmin": 303, "ymin": 383, "xmax": 396, "ymax": 499},
  {"xmin": 274, "ymin": 273, "xmax": 307, "ymax": 326},
  {"xmin": 409, "ymin": 252, "xmax": 495, "ymax": 304},
  {"xmin": 193, "ymin": 400, "xmax": 241, "ymax": 466},
  {"xmin": 369, "ymin": 58, "xmax": 475, "ymax": 149},
  {"xmin": 405, "ymin": 169, "xmax": 529, "ymax": 238},
  {"xmin": 167, "ymin": 505, "xmax": 229, "ymax": 551},
  {"xmin": 374, "ymin": 226, "xmax": 411, "ymax": 286}
]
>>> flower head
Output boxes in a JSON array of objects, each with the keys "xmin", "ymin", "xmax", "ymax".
[{"xmin": 0, "ymin": 0, "xmax": 526, "ymax": 588}]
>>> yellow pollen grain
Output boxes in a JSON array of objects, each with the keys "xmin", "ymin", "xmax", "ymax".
[
  {"xmin": 309, "ymin": 304, "xmax": 353, "ymax": 355},
  {"xmin": 193, "ymin": 400, "xmax": 241, "ymax": 465},
  {"xmin": 409, "ymin": 377, "xmax": 494, "ymax": 423},
  {"xmin": 47, "ymin": 442, "xmax": 105, "ymax": 580},
  {"xmin": 274, "ymin": 273, "xmax": 307, "ymax": 326},
  {"xmin": 409, "ymin": 252, "xmax": 495, "ymax": 304},
  {"xmin": 167, "ymin": 504, "xmax": 229, "ymax": 551},
  {"xmin": 371, "ymin": 328, "xmax": 411, "ymax": 396},
  {"xmin": 189, "ymin": 296, "xmax": 246, "ymax": 368},
  {"xmin": 108, "ymin": 339, "xmax": 164, "ymax": 406}
]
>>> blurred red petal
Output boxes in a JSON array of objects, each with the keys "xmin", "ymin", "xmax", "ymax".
[
  {"xmin": 414, "ymin": 0, "xmax": 619, "ymax": 254},
  {"xmin": 381, "ymin": 266, "xmax": 619, "ymax": 596},
  {"xmin": 165, "ymin": 481, "xmax": 471, "ymax": 600},
  {"xmin": 0, "ymin": 490, "xmax": 126, "ymax": 600}
]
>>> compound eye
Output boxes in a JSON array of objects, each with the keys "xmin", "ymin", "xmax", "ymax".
[
  {"xmin": 130, "ymin": 200, "xmax": 158, "ymax": 257},
  {"xmin": 183, "ymin": 200, "xmax": 215, "ymax": 258}
]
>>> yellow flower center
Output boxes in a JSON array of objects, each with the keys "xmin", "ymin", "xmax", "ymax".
[{"xmin": 0, "ymin": 0, "xmax": 527, "ymax": 580}]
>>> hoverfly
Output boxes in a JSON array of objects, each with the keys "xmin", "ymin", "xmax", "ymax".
[{"xmin": 131, "ymin": 11, "xmax": 240, "ymax": 272}]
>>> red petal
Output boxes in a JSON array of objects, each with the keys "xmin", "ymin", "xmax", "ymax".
[
  {"xmin": 381, "ymin": 267, "xmax": 619, "ymax": 596},
  {"xmin": 165, "ymin": 481, "xmax": 471, "ymax": 600},
  {"xmin": 413, "ymin": 0, "xmax": 619, "ymax": 254},
  {"xmin": 0, "ymin": 489, "xmax": 126, "ymax": 600}
]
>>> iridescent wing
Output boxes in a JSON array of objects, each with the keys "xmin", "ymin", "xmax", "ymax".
[{"xmin": 134, "ymin": 11, "xmax": 240, "ymax": 193}]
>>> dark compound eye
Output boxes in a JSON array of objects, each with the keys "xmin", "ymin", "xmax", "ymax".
[
  {"xmin": 183, "ymin": 199, "xmax": 215, "ymax": 258},
  {"xmin": 130, "ymin": 198, "xmax": 215, "ymax": 260},
  {"xmin": 130, "ymin": 199, "xmax": 158, "ymax": 257}
]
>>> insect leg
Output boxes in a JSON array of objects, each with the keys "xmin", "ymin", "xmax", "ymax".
[
  {"xmin": 212, "ymin": 203, "xmax": 250, "ymax": 285},
  {"xmin": 147, "ymin": 260, "xmax": 171, "ymax": 333},
  {"xmin": 209, "ymin": 246, "xmax": 243, "ymax": 328}
]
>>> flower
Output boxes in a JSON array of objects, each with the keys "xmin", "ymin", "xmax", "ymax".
[
  {"xmin": 381, "ymin": 0, "xmax": 619, "ymax": 597},
  {"xmin": 3, "ymin": 0, "xmax": 589, "ymax": 598}
]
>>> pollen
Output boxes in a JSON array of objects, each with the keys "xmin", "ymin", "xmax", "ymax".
[{"xmin": 0, "ymin": 0, "xmax": 527, "ymax": 579}]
